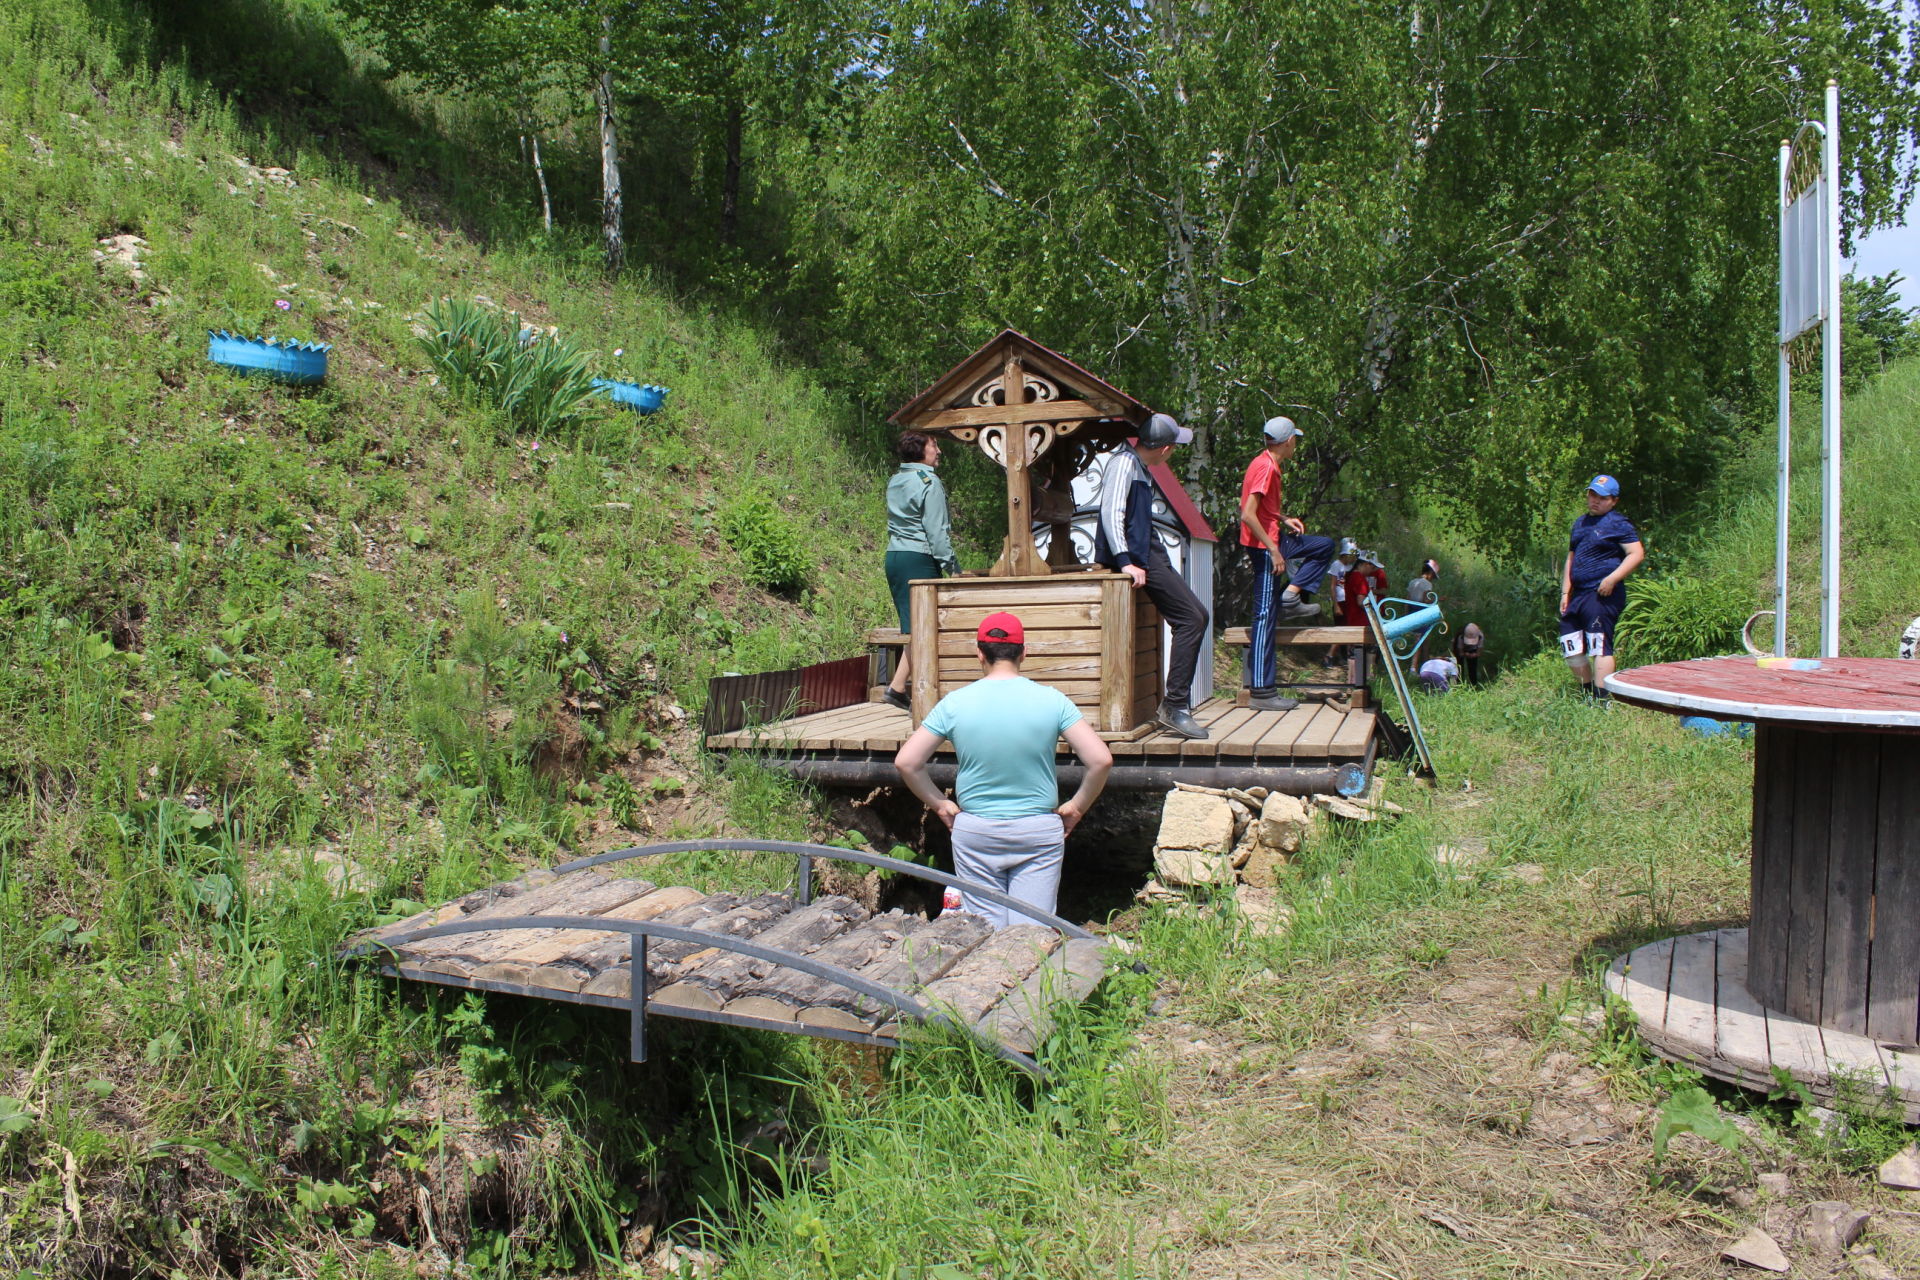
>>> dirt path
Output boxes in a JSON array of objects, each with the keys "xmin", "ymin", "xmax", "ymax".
[{"xmin": 1130, "ymin": 902, "xmax": 1920, "ymax": 1278}]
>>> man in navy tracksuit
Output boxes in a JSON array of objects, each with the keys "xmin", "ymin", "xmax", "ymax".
[
  {"xmin": 1559, "ymin": 473, "xmax": 1646, "ymax": 705},
  {"xmin": 1094, "ymin": 413, "xmax": 1212, "ymax": 740}
]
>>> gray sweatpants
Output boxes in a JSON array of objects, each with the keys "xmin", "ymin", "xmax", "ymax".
[{"xmin": 949, "ymin": 811, "xmax": 1065, "ymax": 929}]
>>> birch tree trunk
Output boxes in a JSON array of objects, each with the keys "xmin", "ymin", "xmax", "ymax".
[
  {"xmin": 596, "ymin": 11, "xmax": 625, "ymax": 275},
  {"xmin": 531, "ymin": 134, "xmax": 553, "ymax": 234}
]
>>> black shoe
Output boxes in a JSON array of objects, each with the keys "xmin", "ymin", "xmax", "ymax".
[
  {"xmin": 1248, "ymin": 691, "xmax": 1299, "ymax": 712},
  {"xmin": 882, "ymin": 688, "xmax": 911, "ymax": 711},
  {"xmin": 1156, "ymin": 702, "xmax": 1208, "ymax": 740}
]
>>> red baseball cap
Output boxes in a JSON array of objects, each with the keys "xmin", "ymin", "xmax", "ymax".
[{"xmin": 976, "ymin": 611, "xmax": 1025, "ymax": 644}]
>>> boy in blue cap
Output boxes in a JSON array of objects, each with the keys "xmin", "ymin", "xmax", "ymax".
[{"xmin": 1559, "ymin": 474, "xmax": 1645, "ymax": 704}]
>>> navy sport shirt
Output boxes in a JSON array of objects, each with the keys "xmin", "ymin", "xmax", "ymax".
[{"xmin": 1568, "ymin": 510, "xmax": 1641, "ymax": 591}]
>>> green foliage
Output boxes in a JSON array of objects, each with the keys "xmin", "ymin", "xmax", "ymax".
[
  {"xmin": 1614, "ymin": 575, "xmax": 1758, "ymax": 666},
  {"xmin": 1840, "ymin": 271, "xmax": 1920, "ymax": 390},
  {"xmin": 781, "ymin": 0, "xmax": 1920, "ymax": 563},
  {"xmin": 417, "ymin": 297, "xmax": 602, "ymax": 437},
  {"xmin": 721, "ymin": 496, "xmax": 811, "ymax": 593},
  {"xmin": 1651, "ymin": 1085, "xmax": 1746, "ymax": 1164}
]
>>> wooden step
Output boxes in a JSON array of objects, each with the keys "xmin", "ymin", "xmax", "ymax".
[{"xmin": 1222, "ymin": 625, "xmax": 1369, "ymax": 646}]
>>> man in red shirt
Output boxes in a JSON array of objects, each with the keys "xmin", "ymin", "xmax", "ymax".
[{"xmin": 1238, "ymin": 417, "xmax": 1336, "ymax": 711}]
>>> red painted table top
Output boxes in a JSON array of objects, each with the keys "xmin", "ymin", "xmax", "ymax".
[{"xmin": 1607, "ymin": 656, "xmax": 1920, "ymax": 729}]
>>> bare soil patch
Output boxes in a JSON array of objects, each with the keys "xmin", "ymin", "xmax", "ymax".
[{"xmin": 1132, "ymin": 901, "xmax": 1920, "ymax": 1277}]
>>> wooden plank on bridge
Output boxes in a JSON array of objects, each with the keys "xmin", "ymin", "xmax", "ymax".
[{"xmin": 347, "ymin": 868, "xmax": 1111, "ymax": 1068}]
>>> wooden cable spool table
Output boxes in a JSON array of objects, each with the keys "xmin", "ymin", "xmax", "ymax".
[{"xmin": 1603, "ymin": 656, "xmax": 1920, "ymax": 1117}]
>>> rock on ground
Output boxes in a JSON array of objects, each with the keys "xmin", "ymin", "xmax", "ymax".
[
  {"xmin": 1879, "ymin": 1144, "xmax": 1920, "ymax": 1190},
  {"xmin": 1154, "ymin": 845, "xmax": 1234, "ymax": 886},
  {"xmin": 1258, "ymin": 792, "xmax": 1309, "ymax": 852},
  {"xmin": 1720, "ymin": 1226, "xmax": 1790, "ymax": 1272},
  {"xmin": 92, "ymin": 233, "xmax": 148, "ymax": 282},
  {"xmin": 1239, "ymin": 837, "xmax": 1291, "ymax": 888},
  {"xmin": 1803, "ymin": 1201, "xmax": 1870, "ymax": 1254}
]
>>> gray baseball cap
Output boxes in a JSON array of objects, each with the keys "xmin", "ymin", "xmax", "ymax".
[
  {"xmin": 1263, "ymin": 415, "xmax": 1301, "ymax": 443},
  {"xmin": 1138, "ymin": 412, "xmax": 1193, "ymax": 448}
]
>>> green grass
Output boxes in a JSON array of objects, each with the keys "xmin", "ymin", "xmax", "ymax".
[
  {"xmin": 0, "ymin": 1, "xmax": 924, "ymax": 1272},
  {"xmin": 5, "ymin": 1, "xmax": 1918, "ymax": 1276}
]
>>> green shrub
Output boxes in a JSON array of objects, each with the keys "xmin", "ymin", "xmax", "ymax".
[
  {"xmin": 722, "ymin": 497, "xmax": 810, "ymax": 593},
  {"xmin": 416, "ymin": 298, "xmax": 601, "ymax": 437},
  {"xmin": 1615, "ymin": 575, "xmax": 1758, "ymax": 665}
]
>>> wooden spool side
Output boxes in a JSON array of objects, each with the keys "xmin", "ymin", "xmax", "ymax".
[
  {"xmin": 1870, "ymin": 735, "xmax": 1920, "ymax": 1044},
  {"xmin": 1749, "ymin": 725, "xmax": 1920, "ymax": 1041}
]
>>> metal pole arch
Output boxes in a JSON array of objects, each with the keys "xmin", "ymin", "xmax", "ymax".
[
  {"xmin": 1775, "ymin": 137, "xmax": 1792, "ymax": 657},
  {"xmin": 1819, "ymin": 79, "xmax": 1842, "ymax": 658}
]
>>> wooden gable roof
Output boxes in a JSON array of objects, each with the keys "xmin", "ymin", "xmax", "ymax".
[{"xmin": 887, "ymin": 329, "xmax": 1151, "ymax": 431}]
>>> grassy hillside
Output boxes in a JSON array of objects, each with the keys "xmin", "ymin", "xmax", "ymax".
[
  {"xmin": 0, "ymin": 3, "xmax": 916, "ymax": 1273},
  {"xmin": 6, "ymin": 4, "xmax": 1920, "ymax": 1280}
]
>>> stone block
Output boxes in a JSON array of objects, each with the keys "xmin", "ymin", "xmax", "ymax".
[
  {"xmin": 1156, "ymin": 790, "xmax": 1234, "ymax": 856},
  {"xmin": 1153, "ymin": 845, "xmax": 1234, "ymax": 887},
  {"xmin": 1258, "ymin": 791, "xmax": 1309, "ymax": 853},
  {"xmin": 1240, "ymin": 838, "xmax": 1292, "ymax": 888}
]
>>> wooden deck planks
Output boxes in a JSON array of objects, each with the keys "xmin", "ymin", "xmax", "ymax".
[
  {"xmin": 1287, "ymin": 704, "xmax": 1346, "ymax": 756},
  {"xmin": 1664, "ymin": 932, "xmax": 1720, "ymax": 1055},
  {"xmin": 1606, "ymin": 928, "xmax": 1920, "ymax": 1121},
  {"xmin": 356, "ymin": 866, "xmax": 1113, "ymax": 1063},
  {"xmin": 510, "ymin": 886, "xmax": 720, "ymax": 993},
  {"xmin": 1325, "ymin": 711, "xmax": 1373, "ymax": 759},
  {"xmin": 914, "ymin": 925, "xmax": 1062, "ymax": 1027},
  {"xmin": 649, "ymin": 896, "xmax": 868, "ymax": 1011},
  {"xmin": 467, "ymin": 878, "xmax": 662, "ymax": 985},
  {"xmin": 706, "ymin": 694, "xmax": 1377, "ymax": 765},
  {"xmin": 1183, "ymin": 707, "xmax": 1255, "ymax": 758},
  {"xmin": 1712, "ymin": 931, "xmax": 1774, "ymax": 1085}
]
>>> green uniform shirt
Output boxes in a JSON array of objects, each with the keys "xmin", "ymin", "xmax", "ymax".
[{"xmin": 886, "ymin": 463, "xmax": 957, "ymax": 573}]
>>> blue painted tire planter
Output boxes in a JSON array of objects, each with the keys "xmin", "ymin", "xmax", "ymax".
[
  {"xmin": 207, "ymin": 331, "xmax": 331, "ymax": 385},
  {"xmin": 593, "ymin": 378, "xmax": 669, "ymax": 413},
  {"xmin": 1680, "ymin": 715, "xmax": 1753, "ymax": 738}
]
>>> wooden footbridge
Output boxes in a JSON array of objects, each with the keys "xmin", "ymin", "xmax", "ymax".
[{"xmin": 343, "ymin": 842, "xmax": 1115, "ymax": 1073}]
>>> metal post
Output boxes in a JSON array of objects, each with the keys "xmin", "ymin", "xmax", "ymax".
[
  {"xmin": 1775, "ymin": 137, "xmax": 1792, "ymax": 657},
  {"xmin": 797, "ymin": 855, "xmax": 812, "ymax": 906},
  {"xmin": 629, "ymin": 932, "xmax": 648, "ymax": 1063},
  {"xmin": 1819, "ymin": 79, "xmax": 1842, "ymax": 658}
]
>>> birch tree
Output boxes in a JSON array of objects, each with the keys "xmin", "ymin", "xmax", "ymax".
[{"xmin": 790, "ymin": 0, "xmax": 1919, "ymax": 558}]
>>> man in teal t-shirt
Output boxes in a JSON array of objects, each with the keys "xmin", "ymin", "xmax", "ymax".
[{"xmin": 894, "ymin": 612, "xmax": 1114, "ymax": 928}]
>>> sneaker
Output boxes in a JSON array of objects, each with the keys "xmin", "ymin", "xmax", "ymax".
[
  {"xmin": 882, "ymin": 688, "xmax": 911, "ymax": 711},
  {"xmin": 1155, "ymin": 702, "xmax": 1209, "ymax": 740},
  {"xmin": 1248, "ymin": 691, "xmax": 1299, "ymax": 712},
  {"xmin": 1279, "ymin": 599, "xmax": 1322, "ymax": 622}
]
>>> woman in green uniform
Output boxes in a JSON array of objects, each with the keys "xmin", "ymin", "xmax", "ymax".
[{"xmin": 882, "ymin": 432, "xmax": 959, "ymax": 709}]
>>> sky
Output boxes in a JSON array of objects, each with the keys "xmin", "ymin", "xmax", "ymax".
[{"xmin": 1847, "ymin": 198, "xmax": 1920, "ymax": 309}]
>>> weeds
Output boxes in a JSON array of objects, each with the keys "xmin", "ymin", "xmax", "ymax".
[
  {"xmin": 722, "ymin": 496, "xmax": 812, "ymax": 594},
  {"xmin": 1615, "ymin": 573, "xmax": 1756, "ymax": 665},
  {"xmin": 417, "ymin": 297, "xmax": 602, "ymax": 438}
]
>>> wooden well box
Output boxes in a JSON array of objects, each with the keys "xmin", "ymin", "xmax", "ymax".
[{"xmin": 907, "ymin": 573, "xmax": 1162, "ymax": 736}]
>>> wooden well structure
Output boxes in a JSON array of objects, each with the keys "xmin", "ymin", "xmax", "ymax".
[{"xmin": 889, "ymin": 331, "xmax": 1183, "ymax": 733}]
